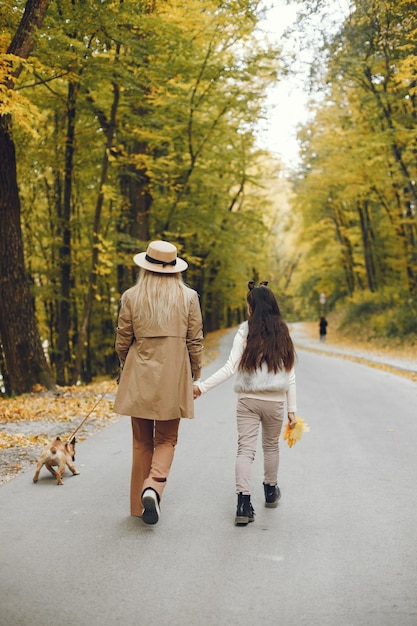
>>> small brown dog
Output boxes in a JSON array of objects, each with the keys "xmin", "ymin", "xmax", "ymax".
[{"xmin": 33, "ymin": 436, "xmax": 79, "ymax": 485}]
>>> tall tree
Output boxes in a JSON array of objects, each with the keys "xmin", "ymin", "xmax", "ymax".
[
  {"xmin": 0, "ymin": 0, "xmax": 54, "ymax": 394},
  {"xmin": 72, "ymin": 78, "xmax": 120, "ymax": 384}
]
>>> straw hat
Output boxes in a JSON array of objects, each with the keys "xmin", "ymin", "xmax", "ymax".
[{"xmin": 133, "ymin": 240, "xmax": 188, "ymax": 273}]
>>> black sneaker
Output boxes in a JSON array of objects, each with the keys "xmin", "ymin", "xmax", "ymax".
[
  {"xmin": 141, "ymin": 488, "xmax": 160, "ymax": 525},
  {"xmin": 263, "ymin": 483, "xmax": 281, "ymax": 508}
]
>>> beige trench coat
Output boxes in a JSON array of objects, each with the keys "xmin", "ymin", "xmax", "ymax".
[{"xmin": 113, "ymin": 284, "xmax": 203, "ymax": 420}]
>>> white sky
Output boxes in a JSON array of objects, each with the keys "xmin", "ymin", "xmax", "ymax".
[
  {"xmin": 260, "ymin": 70, "xmax": 310, "ymax": 168},
  {"xmin": 257, "ymin": 0, "xmax": 348, "ymax": 168},
  {"xmin": 256, "ymin": 1, "xmax": 310, "ymax": 167}
]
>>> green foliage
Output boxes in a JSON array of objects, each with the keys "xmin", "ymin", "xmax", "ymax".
[
  {"xmin": 288, "ymin": 0, "xmax": 417, "ymax": 326},
  {"xmin": 1, "ymin": 0, "xmax": 284, "ymax": 385},
  {"xmin": 338, "ymin": 290, "xmax": 417, "ymax": 340}
]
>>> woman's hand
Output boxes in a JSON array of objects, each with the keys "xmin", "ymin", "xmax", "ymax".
[
  {"xmin": 193, "ymin": 385, "xmax": 201, "ymax": 399},
  {"xmin": 288, "ymin": 412, "xmax": 296, "ymax": 429}
]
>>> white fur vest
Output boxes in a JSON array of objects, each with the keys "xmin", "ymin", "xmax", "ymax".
[{"xmin": 234, "ymin": 364, "xmax": 289, "ymax": 394}]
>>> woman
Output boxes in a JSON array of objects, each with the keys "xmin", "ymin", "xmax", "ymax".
[
  {"xmin": 114, "ymin": 240, "xmax": 203, "ymax": 525},
  {"xmin": 319, "ymin": 316, "xmax": 328, "ymax": 342},
  {"xmin": 194, "ymin": 282, "xmax": 296, "ymax": 526}
]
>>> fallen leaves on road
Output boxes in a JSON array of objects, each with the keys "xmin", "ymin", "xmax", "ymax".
[
  {"xmin": 0, "ymin": 379, "xmax": 117, "ymax": 450},
  {"xmin": 0, "ymin": 433, "xmax": 50, "ymax": 449}
]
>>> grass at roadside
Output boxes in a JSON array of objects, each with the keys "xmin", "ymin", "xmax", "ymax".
[{"xmin": 301, "ymin": 314, "xmax": 417, "ymax": 363}]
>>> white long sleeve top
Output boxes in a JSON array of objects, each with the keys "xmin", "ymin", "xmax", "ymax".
[{"xmin": 197, "ymin": 322, "xmax": 296, "ymax": 412}]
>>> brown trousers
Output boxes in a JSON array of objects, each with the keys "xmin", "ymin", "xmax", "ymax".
[{"xmin": 130, "ymin": 417, "xmax": 180, "ymax": 517}]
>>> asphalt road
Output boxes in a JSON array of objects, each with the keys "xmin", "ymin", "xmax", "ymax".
[{"xmin": 1, "ymin": 329, "xmax": 417, "ymax": 626}]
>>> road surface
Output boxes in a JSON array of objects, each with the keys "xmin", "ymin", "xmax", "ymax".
[{"xmin": 0, "ymin": 329, "xmax": 416, "ymax": 626}]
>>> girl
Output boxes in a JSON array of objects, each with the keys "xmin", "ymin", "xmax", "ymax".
[{"xmin": 194, "ymin": 282, "xmax": 296, "ymax": 526}]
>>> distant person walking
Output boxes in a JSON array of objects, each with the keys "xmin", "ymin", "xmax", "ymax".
[
  {"xmin": 319, "ymin": 316, "xmax": 328, "ymax": 342},
  {"xmin": 194, "ymin": 281, "xmax": 296, "ymax": 526},
  {"xmin": 114, "ymin": 241, "xmax": 203, "ymax": 525}
]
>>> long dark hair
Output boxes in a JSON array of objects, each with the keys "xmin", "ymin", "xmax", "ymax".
[{"xmin": 239, "ymin": 285, "xmax": 295, "ymax": 373}]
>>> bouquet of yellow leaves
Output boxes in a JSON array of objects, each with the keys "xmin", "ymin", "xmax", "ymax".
[{"xmin": 283, "ymin": 417, "xmax": 310, "ymax": 448}]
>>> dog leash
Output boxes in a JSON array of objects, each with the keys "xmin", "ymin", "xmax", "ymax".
[{"xmin": 65, "ymin": 392, "xmax": 108, "ymax": 443}]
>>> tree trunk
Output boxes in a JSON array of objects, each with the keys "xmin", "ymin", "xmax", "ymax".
[
  {"xmin": 55, "ymin": 81, "xmax": 77, "ymax": 385},
  {"xmin": 71, "ymin": 82, "xmax": 120, "ymax": 384},
  {"xmin": 357, "ymin": 199, "xmax": 377, "ymax": 292},
  {"xmin": 371, "ymin": 184, "xmax": 415, "ymax": 292},
  {"xmin": 0, "ymin": 119, "xmax": 55, "ymax": 393},
  {"xmin": 0, "ymin": 0, "xmax": 54, "ymax": 395},
  {"xmin": 117, "ymin": 141, "xmax": 152, "ymax": 296},
  {"xmin": 329, "ymin": 203, "xmax": 355, "ymax": 296}
]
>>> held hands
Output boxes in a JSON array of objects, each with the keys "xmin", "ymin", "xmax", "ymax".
[{"xmin": 193, "ymin": 385, "xmax": 201, "ymax": 399}]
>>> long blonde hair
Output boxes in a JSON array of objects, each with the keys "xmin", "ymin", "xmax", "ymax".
[{"xmin": 134, "ymin": 269, "xmax": 186, "ymax": 327}]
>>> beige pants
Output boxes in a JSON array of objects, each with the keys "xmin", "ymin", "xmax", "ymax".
[
  {"xmin": 236, "ymin": 398, "xmax": 284, "ymax": 495},
  {"xmin": 130, "ymin": 417, "xmax": 180, "ymax": 517}
]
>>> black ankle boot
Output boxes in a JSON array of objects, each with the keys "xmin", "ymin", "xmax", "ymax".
[
  {"xmin": 235, "ymin": 493, "xmax": 255, "ymax": 526},
  {"xmin": 263, "ymin": 483, "xmax": 281, "ymax": 508}
]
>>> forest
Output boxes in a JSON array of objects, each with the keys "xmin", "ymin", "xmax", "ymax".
[{"xmin": 0, "ymin": 0, "xmax": 416, "ymax": 396}]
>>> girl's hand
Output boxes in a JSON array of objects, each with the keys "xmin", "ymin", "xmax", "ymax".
[
  {"xmin": 193, "ymin": 385, "xmax": 201, "ymax": 399},
  {"xmin": 288, "ymin": 412, "xmax": 296, "ymax": 429}
]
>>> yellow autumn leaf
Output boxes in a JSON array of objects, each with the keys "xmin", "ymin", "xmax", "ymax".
[{"xmin": 283, "ymin": 417, "xmax": 310, "ymax": 448}]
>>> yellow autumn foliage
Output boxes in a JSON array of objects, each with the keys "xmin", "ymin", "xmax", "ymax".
[
  {"xmin": 0, "ymin": 380, "xmax": 117, "ymax": 450},
  {"xmin": 283, "ymin": 417, "xmax": 310, "ymax": 448},
  {"xmin": 0, "ymin": 433, "xmax": 50, "ymax": 450}
]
